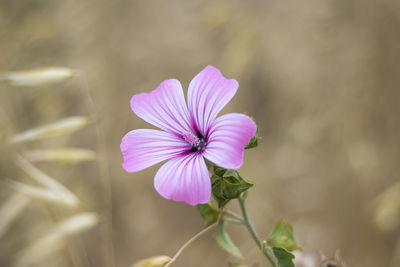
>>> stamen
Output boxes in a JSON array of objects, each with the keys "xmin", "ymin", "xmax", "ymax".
[{"xmin": 182, "ymin": 131, "xmax": 200, "ymax": 147}]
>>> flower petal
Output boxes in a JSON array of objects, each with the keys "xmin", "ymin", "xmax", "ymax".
[
  {"xmin": 131, "ymin": 79, "xmax": 194, "ymax": 136},
  {"xmin": 154, "ymin": 153, "xmax": 211, "ymax": 205},
  {"xmin": 187, "ymin": 65, "xmax": 238, "ymax": 137},
  {"xmin": 204, "ymin": 113, "xmax": 256, "ymax": 169},
  {"xmin": 121, "ymin": 129, "xmax": 190, "ymax": 172}
]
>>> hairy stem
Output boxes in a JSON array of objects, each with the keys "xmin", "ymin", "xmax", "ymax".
[{"xmin": 238, "ymin": 195, "xmax": 276, "ymax": 267}]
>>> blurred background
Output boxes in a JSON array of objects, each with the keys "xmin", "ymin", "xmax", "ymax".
[{"xmin": 1, "ymin": 0, "xmax": 400, "ymax": 266}]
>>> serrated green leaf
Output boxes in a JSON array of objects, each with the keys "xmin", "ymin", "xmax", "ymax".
[
  {"xmin": 211, "ymin": 167, "xmax": 253, "ymax": 208},
  {"xmin": 245, "ymin": 127, "xmax": 259, "ymax": 149},
  {"xmin": 196, "ymin": 204, "xmax": 219, "ymax": 227},
  {"xmin": 271, "ymin": 247, "xmax": 294, "ymax": 267},
  {"xmin": 267, "ymin": 220, "xmax": 302, "ymax": 251},
  {"xmin": 214, "ymin": 219, "xmax": 243, "ymax": 258}
]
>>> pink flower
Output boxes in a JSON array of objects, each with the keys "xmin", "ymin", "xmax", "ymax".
[{"xmin": 120, "ymin": 66, "xmax": 256, "ymax": 205}]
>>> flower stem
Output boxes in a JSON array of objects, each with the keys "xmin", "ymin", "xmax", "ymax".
[
  {"xmin": 223, "ymin": 210, "xmax": 244, "ymax": 221},
  {"xmin": 164, "ymin": 223, "xmax": 216, "ymax": 267},
  {"xmin": 238, "ymin": 195, "xmax": 277, "ymax": 267},
  {"xmin": 224, "ymin": 217, "xmax": 245, "ymax": 224}
]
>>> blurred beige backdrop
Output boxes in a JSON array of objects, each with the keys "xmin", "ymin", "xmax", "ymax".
[{"xmin": 1, "ymin": 1, "xmax": 399, "ymax": 267}]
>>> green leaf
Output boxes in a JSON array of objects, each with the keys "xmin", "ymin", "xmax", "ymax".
[
  {"xmin": 245, "ymin": 127, "xmax": 259, "ymax": 149},
  {"xmin": 267, "ymin": 220, "xmax": 302, "ymax": 251},
  {"xmin": 213, "ymin": 166, "xmax": 226, "ymax": 177},
  {"xmin": 271, "ymin": 247, "xmax": 295, "ymax": 267},
  {"xmin": 212, "ymin": 167, "xmax": 253, "ymax": 208},
  {"xmin": 196, "ymin": 204, "xmax": 219, "ymax": 227},
  {"xmin": 214, "ymin": 219, "xmax": 243, "ymax": 258}
]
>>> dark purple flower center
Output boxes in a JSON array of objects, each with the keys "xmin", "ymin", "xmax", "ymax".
[{"xmin": 182, "ymin": 131, "xmax": 207, "ymax": 152}]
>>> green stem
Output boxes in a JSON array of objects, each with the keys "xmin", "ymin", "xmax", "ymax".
[
  {"xmin": 238, "ymin": 195, "xmax": 277, "ymax": 267},
  {"xmin": 223, "ymin": 210, "xmax": 244, "ymax": 221},
  {"xmin": 224, "ymin": 217, "xmax": 244, "ymax": 224}
]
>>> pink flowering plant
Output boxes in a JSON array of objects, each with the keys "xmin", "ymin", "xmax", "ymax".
[{"xmin": 121, "ymin": 66, "xmax": 302, "ymax": 267}]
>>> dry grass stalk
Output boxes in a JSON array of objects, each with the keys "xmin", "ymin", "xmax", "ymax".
[
  {"xmin": 12, "ymin": 212, "xmax": 98, "ymax": 267},
  {"xmin": 10, "ymin": 116, "xmax": 90, "ymax": 144},
  {"xmin": 8, "ymin": 180, "xmax": 75, "ymax": 207},
  {"xmin": 23, "ymin": 148, "xmax": 96, "ymax": 163},
  {"xmin": 0, "ymin": 67, "xmax": 74, "ymax": 86},
  {"xmin": 133, "ymin": 256, "xmax": 171, "ymax": 267},
  {"xmin": 0, "ymin": 192, "xmax": 30, "ymax": 239},
  {"xmin": 14, "ymin": 155, "xmax": 79, "ymax": 207},
  {"xmin": 372, "ymin": 181, "xmax": 400, "ymax": 232}
]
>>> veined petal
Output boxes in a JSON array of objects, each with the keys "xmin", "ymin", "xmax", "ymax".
[
  {"xmin": 121, "ymin": 129, "xmax": 190, "ymax": 172},
  {"xmin": 154, "ymin": 153, "xmax": 211, "ymax": 205},
  {"xmin": 204, "ymin": 113, "xmax": 256, "ymax": 169},
  {"xmin": 131, "ymin": 79, "xmax": 194, "ymax": 136},
  {"xmin": 187, "ymin": 65, "xmax": 238, "ymax": 137}
]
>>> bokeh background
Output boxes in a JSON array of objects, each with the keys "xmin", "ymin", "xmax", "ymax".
[{"xmin": 1, "ymin": 0, "xmax": 400, "ymax": 266}]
